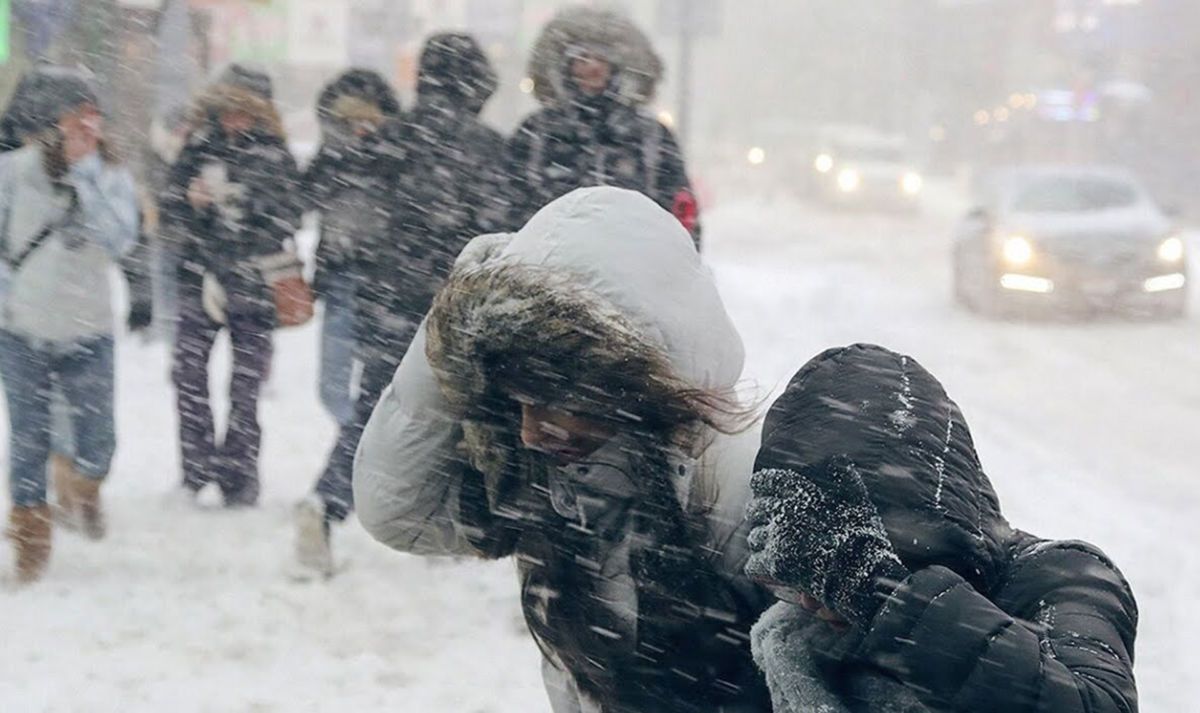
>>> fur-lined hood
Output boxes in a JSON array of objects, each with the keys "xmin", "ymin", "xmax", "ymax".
[
  {"xmin": 527, "ymin": 5, "xmax": 663, "ymax": 107},
  {"xmin": 189, "ymin": 81, "xmax": 285, "ymax": 140},
  {"xmin": 425, "ymin": 187, "xmax": 745, "ymax": 510}
]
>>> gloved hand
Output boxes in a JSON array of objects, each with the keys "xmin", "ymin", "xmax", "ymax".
[
  {"xmin": 127, "ymin": 299, "xmax": 153, "ymax": 333},
  {"xmin": 745, "ymin": 457, "xmax": 910, "ymax": 628}
]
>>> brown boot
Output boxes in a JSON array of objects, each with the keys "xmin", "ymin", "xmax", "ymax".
[
  {"xmin": 71, "ymin": 475, "xmax": 106, "ymax": 541},
  {"xmin": 8, "ymin": 506, "xmax": 52, "ymax": 583},
  {"xmin": 50, "ymin": 453, "xmax": 80, "ymax": 529}
]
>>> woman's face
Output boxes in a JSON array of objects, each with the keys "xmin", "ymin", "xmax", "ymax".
[
  {"xmin": 517, "ymin": 400, "xmax": 617, "ymax": 464},
  {"xmin": 569, "ymin": 55, "xmax": 613, "ymax": 97},
  {"xmin": 219, "ymin": 109, "xmax": 255, "ymax": 137}
]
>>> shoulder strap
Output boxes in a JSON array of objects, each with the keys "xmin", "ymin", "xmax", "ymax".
[
  {"xmin": 642, "ymin": 116, "xmax": 664, "ymax": 199},
  {"xmin": 6, "ymin": 187, "xmax": 79, "ymax": 273}
]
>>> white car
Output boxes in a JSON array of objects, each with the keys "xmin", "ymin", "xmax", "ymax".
[
  {"xmin": 808, "ymin": 127, "xmax": 923, "ymax": 210},
  {"xmin": 953, "ymin": 166, "xmax": 1188, "ymax": 318}
]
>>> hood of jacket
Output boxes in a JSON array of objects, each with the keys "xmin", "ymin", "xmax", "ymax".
[
  {"xmin": 416, "ymin": 33, "xmax": 498, "ymax": 116},
  {"xmin": 425, "ymin": 187, "xmax": 744, "ymax": 509},
  {"xmin": 755, "ymin": 344, "xmax": 1012, "ymax": 593},
  {"xmin": 316, "ymin": 68, "xmax": 402, "ymax": 134},
  {"xmin": 188, "ymin": 80, "xmax": 286, "ymax": 141},
  {"xmin": 527, "ymin": 6, "xmax": 662, "ymax": 108}
]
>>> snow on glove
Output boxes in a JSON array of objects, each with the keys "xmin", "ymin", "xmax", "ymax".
[{"xmin": 744, "ymin": 457, "xmax": 909, "ymax": 628}]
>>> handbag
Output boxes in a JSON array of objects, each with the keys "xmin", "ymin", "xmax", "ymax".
[{"xmin": 254, "ymin": 247, "xmax": 314, "ymax": 328}]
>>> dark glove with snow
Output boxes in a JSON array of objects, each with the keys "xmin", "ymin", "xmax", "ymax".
[{"xmin": 745, "ymin": 457, "xmax": 910, "ymax": 628}]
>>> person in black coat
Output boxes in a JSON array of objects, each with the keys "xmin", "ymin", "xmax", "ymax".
[
  {"xmin": 507, "ymin": 6, "xmax": 701, "ymax": 245},
  {"xmin": 744, "ymin": 344, "xmax": 1138, "ymax": 713},
  {"xmin": 159, "ymin": 66, "xmax": 301, "ymax": 507},
  {"xmin": 293, "ymin": 34, "xmax": 505, "ymax": 577}
]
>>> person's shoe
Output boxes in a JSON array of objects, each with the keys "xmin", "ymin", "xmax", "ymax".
[
  {"xmin": 294, "ymin": 496, "xmax": 334, "ymax": 579},
  {"xmin": 7, "ymin": 506, "xmax": 52, "ymax": 584},
  {"xmin": 71, "ymin": 476, "xmax": 106, "ymax": 541},
  {"xmin": 50, "ymin": 454, "xmax": 80, "ymax": 530}
]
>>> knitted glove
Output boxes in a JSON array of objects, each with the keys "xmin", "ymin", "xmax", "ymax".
[{"xmin": 745, "ymin": 457, "xmax": 910, "ymax": 628}]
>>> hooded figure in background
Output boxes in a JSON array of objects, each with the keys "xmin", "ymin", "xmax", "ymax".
[
  {"xmin": 745, "ymin": 345, "xmax": 1138, "ymax": 713},
  {"xmin": 354, "ymin": 187, "xmax": 772, "ymax": 712},
  {"xmin": 160, "ymin": 64, "xmax": 301, "ymax": 507},
  {"xmin": 507, "ymin": 6, "xmax": 701, "ymax": 246},
  {"xmin": 294, "ymin": 35, "xmax": 505, "ymax": 578},
  {"xmin": 301, "ymin": 69, "xmax": 402, "ymax": 429}
]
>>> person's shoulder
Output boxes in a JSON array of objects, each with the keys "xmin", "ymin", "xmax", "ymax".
[{"xmin": 1001, "ymin": 534, "xmax": 1137, "ymax": 616}]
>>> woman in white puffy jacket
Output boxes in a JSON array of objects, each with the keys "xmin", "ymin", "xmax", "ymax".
[
  {"xmin": 353, "ymin": 187, "xmax": 773, "ymax": 712},
  {"xmin": 0, "ymin": 69, "xmax": 138, "ymax": 582}
]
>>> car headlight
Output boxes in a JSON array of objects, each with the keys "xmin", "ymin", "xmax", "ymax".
[
  {"xmin": 837, "ymin": 168, "xmax": 861, "ymax": 193},
  {"xmin": 1002, "ymin": 235, "xmax": 1034, "ymax": 266},
  {"xmin": 1158, "ymin": 236, "xmax": 1185, "ymax": 263},
  {"xmin": 901, "ymin": 172, "xmax": 923, "ymax": 195},
  {"xmin": 814, "ymin": 153, "xmax": 834, "ymax": 173}
]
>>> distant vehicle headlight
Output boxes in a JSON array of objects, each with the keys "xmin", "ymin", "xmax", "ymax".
[
  {"xmin": 837, "ymin": 168, "xmax": 861, "ymax": 193},
  {"xmin": 814, "ymin": 153, "xmax": 834, "ymax": 173},
  {"xmin": 901, "ymin": 172, "xmax": 923, "ymax": 195},
  {"xmin": 747, "ymin": 146, "xmax": 766, "ymax": 166},
  {"xmin": 1158, "ymin": 236, "xmax": 1185, "ymax": 263},
  {"xmin": 1002, "ymin": 235, "xmax": 1034, "ymax": 266}
]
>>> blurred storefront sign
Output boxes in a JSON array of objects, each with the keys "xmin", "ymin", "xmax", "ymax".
[
  {"xmin": 286, "ymin": 0, "xmax": 347, "ymax": 67},
  {"xmin": 192, "ymin": 0, "xmax": 286, "ymax": 66}
]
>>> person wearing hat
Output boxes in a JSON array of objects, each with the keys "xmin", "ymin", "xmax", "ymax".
[
  {"xmin": 160, "ymin": 64, "xmax": 301, "ymax": 508},
  {"xmin": 0, "ymin": 66, "xmax": 139, "ymax": 582},
  {"xmin": 294, "ymin": 35, "xmax": 506, "ymax": 577},
  {"xmin": 506, "ymin": 6, "xmax": 702, "ymax": 246}
]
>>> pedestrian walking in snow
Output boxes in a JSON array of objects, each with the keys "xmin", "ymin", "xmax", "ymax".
[
  {"xmin": 160, "ymin": 65, "xmax": 301, "ymax": 508},
  {"xmin": 301, "ymin": 68, "xmax": 402, "ymax": 430},
  {"xmin": 507, "ymin": 6, "xmax": 701, "ymax": 245},
  {"xmin": 0, "ymin": 66, "xmax": 139, "ymax": 582},
  {"xmin": 294, "ymin": 35, "xmax": 506, "ymax": 577},
  {"xmin": 745, "ymin": 345, "xmax": 1139, "ymax": 713},
  {"xmin": 354, "ymin": 187, "xmax": 772, "ymax": 711}
]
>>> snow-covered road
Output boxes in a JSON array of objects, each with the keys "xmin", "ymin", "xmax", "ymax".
[{"xmin": 3, "ymin": 191, "xmax": 1196, "ymax": 711}]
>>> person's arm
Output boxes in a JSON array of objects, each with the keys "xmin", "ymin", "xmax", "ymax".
[
  {"xmin": 653, "ymin": 124, "xmax": 702, "ymax": 249},
  {"xmin": 243, "ymin": 140, "xmax": 303, "ymax": 253},
  {"xmin": 858, "ymin": 542, "xmax": 1138, "ymax": 713},
  {"xmin": 69, "ymin": 162, "xmax": 139, "ymax": 259},
  {"xmin": 352, "ymin": 322, "xmax": 483, "ymax": 556}
]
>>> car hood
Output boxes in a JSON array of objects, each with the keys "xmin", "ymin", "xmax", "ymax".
[{"xmin": 1006, "ymin": 204, "xmax": 1171, "ymax": 244}]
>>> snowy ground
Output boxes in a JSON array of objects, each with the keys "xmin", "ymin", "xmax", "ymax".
[{"xmin": 3, "ymin": 185, "xmax": 1197, "ymax": 711}]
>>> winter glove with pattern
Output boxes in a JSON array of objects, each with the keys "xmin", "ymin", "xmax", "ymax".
[{"xmin": 744, "ymin": 456, "xmax": 910, "ymax": 628}]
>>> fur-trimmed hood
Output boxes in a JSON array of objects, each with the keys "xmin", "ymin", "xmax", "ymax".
[
  {"xmin": 527, "ymin": 5, "xmax": 663, "ymax": 107},
  {"xmin": 425, "ymin": 187, "xmax": 745, "ymax": 510},
  {"xmin": 189, "ymin": 81, "xmax": 286, "ymax": 140}
]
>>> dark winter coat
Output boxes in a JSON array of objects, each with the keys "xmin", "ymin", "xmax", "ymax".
[
  {"xmin": 507, "ymin": 8, "xmax": 699, "ymax": 244},
  {"xmin": 159, "ymin": 83, "xmax": 301, "ymax": 315},
  {"xmin": 355, "ymin": 188, "xmax": 769, "ymax": 713},
  {"xmin": 751, "ymin": 344, "xmax": 1138, "ymax": 713},
  {"xmin": 301, "ymin": 69, "xmax": 403, "ymax": 297},
  {"xmin": 352, "ymin": 34, "xmax": 505, "ymax": 351}
]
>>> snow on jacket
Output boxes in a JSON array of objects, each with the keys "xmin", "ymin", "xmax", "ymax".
[
  {"xmin": 506, "ymin": 7, "xmax": 699, "ymax": 245},
  {"xmin": 159, "ymin": 82, "xmax": 300, "ymax": 312},
  {"xmin": 354, "ymin": 187, "xmax": 770, "ymax": 712},
  {"xmin": 353, "ymin": 34, "xmax": 506, "ymax": 346},
  {"xmin": 751, "ymin": 344, "xmax": 1138, "ymax": 713},
  {"xmin": 0, "ymin": 145, "xmax": 138, "ymax": 342},
  {"xmin": 301, "ymin": 69, "xmax": 403, "ymax": 297}
]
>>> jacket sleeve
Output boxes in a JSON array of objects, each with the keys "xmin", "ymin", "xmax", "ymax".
[
  {"xmin": 652, "ymin": 124, "xmax": 701, "ymax": 249},
  {"xmin": 502, "ymin": 115, "xmax": 541, "ymax": 232},
  {"xmin": 71, "ymin": 164, "xmax": 139, "ymax": 259},
  {"xmin": 241, "ymin": 140, "xmax": 302, "ymax": 253},
  {"xmin": 352, "ymin": 321, "xmax": 484, "ymax": 557},
  {"xmin": 857, "ymin": 542, "xmax": 1138, "ymax": 713}
]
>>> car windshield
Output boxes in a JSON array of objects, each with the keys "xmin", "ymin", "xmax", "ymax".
[
  {"xmin": 1010, "ymin": 176, "xmax": 1141, "ymax": 213},
  {"xmin": 832, "ymin": 142, "xmax": 905, "ymax": 163}
]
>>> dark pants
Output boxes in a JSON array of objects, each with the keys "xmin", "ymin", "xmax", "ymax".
[
  {"xmin": 313, "ymin": 320, "xmax": 416, "ymax": 522},
  {"xmin": 172, "ymin": 298, "xmax": 272, "ymax": 506},
  {"xmin": 0, "ymin": 331, "xmax": 116, "ymax": 507}
]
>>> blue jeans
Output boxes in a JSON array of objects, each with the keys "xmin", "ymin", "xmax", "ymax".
[
  {"xmin": 0, "ymin": 331, "xmax": 116, "ymax": 507},
  {"xmin": 318, "ymin": 274, "xmax": 358, "ymax": 427}
]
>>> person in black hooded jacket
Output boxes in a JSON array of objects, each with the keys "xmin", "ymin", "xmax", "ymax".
[
  {"xmin": 159, "ymin": 65, "xmax": 301, "ymax": 507},
  {"xmin": 292, "ymin": 34, "xmax": 505, "ymax": 577},
  {"xmin": 507, "ymin": 6, "xmax": 701, "ymax": 245},
  {"xmin": 744, "ymin": 344, "xmax": 1138, "ymax": 713}
]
